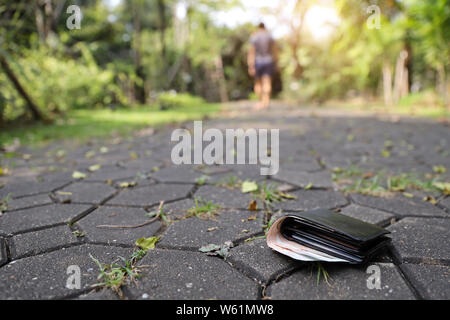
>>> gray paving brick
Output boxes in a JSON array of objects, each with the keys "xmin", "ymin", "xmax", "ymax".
[
  {"xmin": 85, "ymin": 166, "xmax": 146, "ymax": 182},
  {"xmin": 77, "ymin": 206, "xmax": 162, "ymax": 246},
  {"xmin": 0, "ymin": 244, "xmax": 132, "ymax": 299},
  {"xmin": 158, "ymin": 209, "xmax": 264, "ymax": 249},
  {"xmin": 126, "ymin": 249, "xmax": 259, "ymax": 299},
  {"xmin": 107, "ymin": 183, "xmax": 193, "ymax": 207},
  {"xmin": 151, "ymin": 165, "xmax": 205, "ymax": 183},
  {"xmin": 274, "ymin": 190, "xmax": 348, "ymax": 211},
  {"xmin": 388, "ymin": 217, "xmax": 450, "ymax": 262},
  {"xmin": 401, "ymin": 263, "xmax": 450, "ymax": 300},
  {"xmin": 0, "ymin": 204, "xmax": 92, "ymax": 235},
  {"xmin": 227, "ymin": 238, "xmax": 301, "ymax": 283},
  {"xmin": 0, "ymin": 237, "xmax": 7, "ymax": 266},
  {"xmin": 193, "ymin": 185, "xmax": 258, "ymax": 209},
  {"xmin": 53, "ymin": 182, "xmax": 116, "ymax": 204},
  {"xmin": 267, "ymin": 263, "xmax": 415, "ymax": 300},
  {"xmin": 351, "ymin": 193, "xmax": 448, "ymax": 217},
  {"xmin": 274, "ymin": 170, "xmax": 333, "ymax": 188},
  {"xmin": 340, "ymin": 204, "xmax": 394, "ymax": 226},
  {"xmin": 5, "ymin": 194, "xmax": 53, "ymax": 211},
  {"xmin": 10, "ymin": 225, "xmax": 79, "ymax": 259},
  {"xmin": 0, "ymin": 180, "xmax": 68, "ymax": 199}
]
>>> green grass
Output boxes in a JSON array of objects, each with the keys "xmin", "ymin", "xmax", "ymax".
[
  {"xmin": 90, "ymin": 249, "xmax": 148, "ymax": 298},
  {"xmin": 186, "ymin": 197, "xmax": 221, "ymax": 219},
  {"xmin": 333, "ymin": 166, "xmax": 449, "ymax": 198},
  {"xmin": 322, "ymin": 90, "xmax": 450, "ymax": 119},
  {"xmin": 0, "ymin": 102, "xmax": 220, "ymax": 147}
]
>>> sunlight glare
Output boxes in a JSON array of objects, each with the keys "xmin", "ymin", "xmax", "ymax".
[{"xmin": 303, "ymin": 5, "xmax": 340, "ymax": 40}]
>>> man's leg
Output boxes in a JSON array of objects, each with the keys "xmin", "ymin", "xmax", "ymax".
[
  {"xmin": 254, "ymin": 78, "xmax": 263, "ymax": 109},
  {"xmin": 254, "ymin": 78, "xmax": 262, "ymax": 98},
  {"xmin": 261, "ymin": 75, "xmax": 272, "ymax": 109}
]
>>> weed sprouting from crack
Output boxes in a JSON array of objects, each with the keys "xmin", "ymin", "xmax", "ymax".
[
  {"xmin": 0, "ymin": 193, "xmax": 12, "ymax": 213},
  {"xmin": 186, "ymin": 197, "xmax": 221, "ymax": 220},
  {"xmin": 315, "ymin": 262, "xmax": 332, "ymax": 286},
  {"xmin": 215, "ymin": 174, "xmax": 241, "ymax": 189},
  {"xmin": 90, "ymin": 249, "xmax": 148, "ymax": 298},
  {"xmin": 333, "ymin": 166, "xmax": 449, "ymax": 199},
  {"xmin": 145, "ymin": 204, "xmax": 170, "ymax": 225}
]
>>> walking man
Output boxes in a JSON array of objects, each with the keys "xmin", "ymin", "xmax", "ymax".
[{"xmin": 247, "ymin": 22, "xmax": 278, "ymax": 110}]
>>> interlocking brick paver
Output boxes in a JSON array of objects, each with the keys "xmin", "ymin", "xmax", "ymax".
[
  {"xmin": 274, "ymin": 170, "xmax": 333, "ymax": 188},
  {"xmin": 53, "ymin": 182, "xmax": 116, "ymax": 204},
  {"xmin": 193, "ymin": 185, "xmax": 258, "ymax": 209},
  {"xmin": 0, "ymin": 180, "xmax": 68, "ymax": 199},
  {"xmin": 340, "ymin": 204, "xmax": 394, "ymax": 226},
  {"xmin": 267, "ymin": 263, "xmax": 416, "ymax": 300},
  {"xmin": 10, "ymin": 225, "xmax": 79, "ymax": 259},
  {"xmin": 5, "ymin": 194, "xmax": 53, "ymax": 211},
  {"xmin": 274, "ymin": 189, "xmax": 348, "ymax": 211},
  {"xmin": 107, "ymin": 183, "xmax": 193, "ymax": 207},
  {"xmin": 0, "ymin": 244, "xmax": 132, "ymax": 299},
  {"xmin": 127, "ymin": 249, "xmax": 259, "ymax": 299},
  {"xmin": 1, "ymin": 106, "xmax": 449, "ymax": 300},
  {"xmin": 227, "ymin": 238, "xmax": 301, "ymax": 283},
  {"xmin": 0, "ymin": 204, "xmax": 92, "ymax": 235},
  {"xmin": 401, "ymin": 263, "xmax": 450, "ymax": 300},
  {"xmin": 388, "ymin": 217, "xmax": 450, "ymax": 262},
  {"xmin": 351, "ymin": 193, "xmax": 448, "ymax": 218},
  {"xmin": 158, "ymin": 209, "xmax": 264, "ymax": 249},
  {"xmin": 77, "ymin": 206, "xmax": 162, "ymax": 246},
  {"xmin": 0, "ymin": 238, "xmax": 7, "ymax": 266}
]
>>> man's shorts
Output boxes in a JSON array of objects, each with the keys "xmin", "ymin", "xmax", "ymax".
[{"xmin": 255, "ymin": 62, "xmax": 273, "ymax": 79}]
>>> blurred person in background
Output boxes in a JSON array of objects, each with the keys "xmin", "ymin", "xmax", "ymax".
[{"xmin": 247, "ymin": 22, "xmax": 278, "ymax": 110}]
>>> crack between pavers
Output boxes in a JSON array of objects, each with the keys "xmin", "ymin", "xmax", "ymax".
[
  {"xmin": 348, "ymin": 194, "xmax": 448, "ymax": 219},
  {"xmin": 7, "ymin": 242, "xmax": 85, "ymax": 262},
  {"xmin": 5, "ymin": 181, "xmax": 73, "ymax": 201},
  {"xmin": 6, "ymin": 221, "xmax": 69, "ymax": 236},
  {"xmin": 261, "ymin": 264, "xmax": 307, "ymax": 299},
  {"xmin": 84, "ymin": 241, "xmax": 135, "ymax": 249},
  {"xmin": 57, "ymin": 288, "xmax": 96, "ymax": 300},
  {"xmin": 9, "ymin": 242, "xmax": 85, "ymax": 261},
  {"xmin": 402, "ymin": 257, "xmax": 450, "ymax": 267},
  {"xmin": 3, "ymin": 201, "xmax": 54, "ymax": 213},
  {"xmin": 395, "ymin": 264, "xmax": 424, "ymax": 300}
]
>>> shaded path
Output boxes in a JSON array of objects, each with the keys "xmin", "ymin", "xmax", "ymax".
[{"xmin": 0, "ymin": 102, "xmax": 449, "ymax": 299}]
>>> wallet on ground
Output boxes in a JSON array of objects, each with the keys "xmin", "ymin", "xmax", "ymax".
[{"xmin": 266, "ymin": 209, "xmax": 391, "ymax": 264}]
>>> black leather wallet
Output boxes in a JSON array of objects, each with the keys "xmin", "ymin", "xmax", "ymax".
[{"xmin": 268, "ymin": 209, "xmax": 391, "ymax": 264}]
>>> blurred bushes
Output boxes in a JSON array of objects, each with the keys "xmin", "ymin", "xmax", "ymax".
[
  {"xmin": 0, "ymin": 43, "xmax": 125, "ymax": 123},
  {"xmin": 157, "ymin": 92, "xmax": 206, "ymax": 110}
]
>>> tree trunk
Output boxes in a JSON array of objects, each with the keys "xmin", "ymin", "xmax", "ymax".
[
  {"xmin": 393, "ymin": 50, "xmax": 409, "ymax": 104},
  {"xmin": 157, "ymin": 0, "xmax": 167, "ymax": 60},
  {"xmin": 215, "ymin": 56, "xmax": 228, "ymax": 103},
  {"xmin": 132, "ymin": 0, "xmax": 145, "ymax": 103},
  {"xmin": 436, "ymin": 63, "xmax": 448, "ymax": 110},
  {"xmin": 382, "ymin": 61, "xmax": 393, "ymax": 106},
  {"xmin": 35, "ymin": 1, "xmax": 46, "ymax": 42},
  {"xmin": 0, "ymin": 54, "xmax": 45, "ymax": 121}
]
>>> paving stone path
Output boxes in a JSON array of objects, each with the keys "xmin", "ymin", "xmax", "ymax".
[{"xmin": 0, "ymin": 104, "xmax": 449, "ymax": 300}]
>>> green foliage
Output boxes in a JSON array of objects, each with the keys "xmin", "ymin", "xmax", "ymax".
[
  {"xmin": 157, "ymin": 92, "xmax": 206, "ymax": 110},
  {"xmin": 0, "ymin": 100, "xmax": 219, "ymax": 146},
  {"xmin": 0, "ymin": 43, "xmax": 124, "ymax": 122},
  {"xmin": 333, "ymin": 166, "xmax": 449, "ymax": 197},
  {"xmin": 187, "ymin": 197, "xmax": 221, "ymax": 219}
]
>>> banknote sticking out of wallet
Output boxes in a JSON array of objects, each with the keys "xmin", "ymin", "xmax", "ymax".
[{"xmin": 266, "ymin": 209, "xmax": 391, "ymax": 264}]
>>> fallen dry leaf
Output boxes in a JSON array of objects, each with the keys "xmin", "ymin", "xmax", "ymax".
[{"xmin": 248, "ymin": 200, "xmax": 258, "ymax": 211}]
